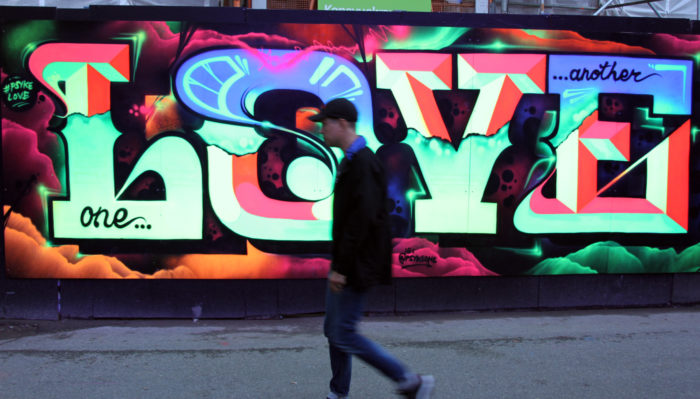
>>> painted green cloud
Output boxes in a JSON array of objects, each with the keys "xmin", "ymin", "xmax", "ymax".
[{"xmin": 527, "ymin": 241, "xmax": 700, "ymax": 275}]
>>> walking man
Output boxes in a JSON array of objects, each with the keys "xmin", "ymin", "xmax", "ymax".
[{"xmin": 309, "ymin": 98, "xmax": 435, "ymax": 399}]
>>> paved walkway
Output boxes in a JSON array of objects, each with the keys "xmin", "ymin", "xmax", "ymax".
[{"xmin": 0, "ymin": 306, "xmax": 699, "ymax": 398}]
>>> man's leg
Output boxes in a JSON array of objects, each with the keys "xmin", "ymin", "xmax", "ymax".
[
  {"xmin": 331, "ymin": 287, "xmax": 409, "ymax": 383},
  {"xmin": 328, "ymin": 343, "xmax": 351, "ymax": 397},
  {"xmin": 327, "ymin": 286, "xmax": 435, "ymax": 398},
  {"xmin": 325, "ymin": 285, "xmax": 351, "ymax": 397}
]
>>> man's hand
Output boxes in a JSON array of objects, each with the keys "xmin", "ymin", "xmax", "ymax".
[{"xmin": 328, "ymin": 271, "xmax": 347, "ymax": 293}]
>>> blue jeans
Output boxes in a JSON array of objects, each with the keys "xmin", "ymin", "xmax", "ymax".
[{"xmin": 324, "ymin": 284, "xmax": 409, "ymax": 396}]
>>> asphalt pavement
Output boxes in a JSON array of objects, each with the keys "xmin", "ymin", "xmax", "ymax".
[{"xmin": 0, "ymin": 306, "xmax": 698, "ymax": 399}]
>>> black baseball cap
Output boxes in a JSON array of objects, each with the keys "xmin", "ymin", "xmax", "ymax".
[{"xmin": 308, "ymin": 98, "xmax": 358, "ymax": 122}]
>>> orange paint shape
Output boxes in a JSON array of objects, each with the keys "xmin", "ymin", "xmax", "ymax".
[
  {"xmin": 486, "ymin": 76, "xmax": 520, "ymax": 136},
  {"xmin": 666, "ymin": 120, "xmax": 690, "ymax": 230},
  {"xmin": 231, "ymin": 154, "xmax": 317, "ymax": 220},
  {"xmin": 407, "ymin": 74, "xmax": 451, "ymax": 141}
]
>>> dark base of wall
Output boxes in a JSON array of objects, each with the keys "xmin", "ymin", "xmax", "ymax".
[{"xmin": 0, "ymin": 274, "xmax": 698, "ymax": 320}]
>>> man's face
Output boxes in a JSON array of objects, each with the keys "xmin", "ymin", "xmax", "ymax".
[{"xmin": 319, "ymin": 117, "xmax": 343, "ymax": 148}]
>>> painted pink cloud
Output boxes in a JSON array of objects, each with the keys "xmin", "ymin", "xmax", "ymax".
[
  {"xmin": 2, "ymin": 118, "xmax": 61, "ymax": 227},
  {"xmin": 649, "ymin": 33, "xmax": 700, "ymax": 56},
  {"xmin": 1, "ymin": 71, "xmax": 58, "ymax": 154},
  {"xmin": 392, "ymin": 237, "xmax": 498, "ymax": 277}
]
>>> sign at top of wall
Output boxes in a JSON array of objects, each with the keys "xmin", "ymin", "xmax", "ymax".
[{"xmin": 318, "ymin": 0, "xmax": 431, "ymax": 12}]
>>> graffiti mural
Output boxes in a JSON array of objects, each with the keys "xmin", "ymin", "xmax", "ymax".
[{"xmin": 2, "ymin": 14, "xmax": 699, "ymax": 279}]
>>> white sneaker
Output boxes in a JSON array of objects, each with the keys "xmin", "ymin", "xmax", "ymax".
[{"xmin": 398, "ymin": 374, "xmax": 435, "ymax": 399}]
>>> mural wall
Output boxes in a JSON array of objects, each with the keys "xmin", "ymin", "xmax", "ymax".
[{"xmin": 2, "ymin": 11, "xmax": 700, "ymax": 279}]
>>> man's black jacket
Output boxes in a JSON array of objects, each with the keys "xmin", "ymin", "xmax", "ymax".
[{"xmin": 331, "ymin": 146, "xmax": 392, "ymax": 291}]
